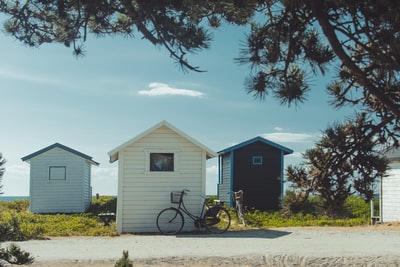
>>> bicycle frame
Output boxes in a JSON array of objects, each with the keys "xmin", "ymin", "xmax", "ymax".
[
  {"xmin": 174, "ymin": 193, "xmax": 208, "ymax": 225},
  {"xmin": 157, "ymin": 189, "xmax": 231, "ymax": 234},
  {"xmin": 228, "ymin": 190, "xmax": 246, "ymax": 226}
]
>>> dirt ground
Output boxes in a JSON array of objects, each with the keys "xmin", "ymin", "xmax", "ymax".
[{"xmin": 4, "ymin": 223, "xmax": 400, "ymax": 267}]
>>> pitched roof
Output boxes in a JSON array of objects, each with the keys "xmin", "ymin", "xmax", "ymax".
[
  {"xmin": 108, "ymin": 120, "xmax": 217, "ymax": 163},
  {"xmin": 21, "ymin": 143, "xmax": 99, "ymax": 166},
  {"xmin": 218, "ymin": 136, "xmax": 293, "ymax": 155}
]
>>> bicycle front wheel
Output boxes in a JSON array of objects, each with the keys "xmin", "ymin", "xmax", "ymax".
[
  {"xmin": 156, "ymin": 208, "xmax": 184, "ymax": 235},
  {"xmin": 205, "ymin": 207, "xmax": 231, "ymax": 234}
]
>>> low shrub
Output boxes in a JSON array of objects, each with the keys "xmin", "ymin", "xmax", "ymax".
[
  {"xmin": 114, "ymin": 250, "xmax": 133, "ymax": 267},
  {"xmin": 0, "ymin": 215, "xmax": 27, "ymax": 241},
  {"xmin": 88, "ymin": 196, "xmax": 117, "ymax": 215},
  {"xmin": 0, "ymin": 200, "xmax": 29, "ymax": 213},
  {"xmin": 343, "ymin": 196, "xmax": 371, "ymax": 219},
  {"xmin": 0, "ymin": 243, "xmax": 34, "ymax": 266},
  {"xmin": 0, "ymin": 198, "xmax": 118, "ymax": 240}
]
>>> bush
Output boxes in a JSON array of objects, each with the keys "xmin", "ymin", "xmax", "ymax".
[
  {"xmin": 114, "ymin": 250, "xmax": 133, "ymax": 267},
  {"xmin": 0, "ymin": 215, "xmax": 27, "ymax": 241},
  {"xmin": 343, "ymin": 196, "xmax": 371, "ymax": 218},
  {"xmin": 282, "ymin": 191, "xmax": 317, "ymax": 216},
  {"xmin": 0, "ymin": 243, "xmax": 34, "ymax": 266},
  {"xmin": 0, "ymin": 200, "xmax": 29, "ymax": 213},
  {"xmin": 88, "ymin": 196, "xmax": 117, "ymax": 215}
]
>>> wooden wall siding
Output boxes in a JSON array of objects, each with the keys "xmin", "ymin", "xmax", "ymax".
[
  {"xmin": 29, "ymin": 148, "xmax": 90, "ymax": 213},
  {"xmin": 382, "ymin": 162, "xmax": 400, "ymax": 222},
  {"xmin": 218, "ymin": 153, "xmax": 232, "ymax": 205},
  {"xmin": 82, "ymin": 163, "xmax": 92, "ymax": 211},
  {"xmin": 233, "ymin": 141, "xmax": 282, "ymax": 211},
  {"xmin": 117, "ymin": 125, "xmax": 206, "ymax": 233}
]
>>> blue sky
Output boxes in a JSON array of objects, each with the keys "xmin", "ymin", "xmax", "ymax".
[{"xmin": 1, "ymin": 23, "xmax": 353, "ymax": 196}]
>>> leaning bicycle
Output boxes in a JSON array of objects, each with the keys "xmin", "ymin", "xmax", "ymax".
[
  {"xmin": 229, "ymin": 190, "xmax": 246, "ymax": 226},
  {"xmin": 156, "ymin": 189, "xmax": 231, "ymax": 235}
]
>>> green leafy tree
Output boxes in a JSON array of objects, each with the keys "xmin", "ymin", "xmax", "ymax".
[
  {"xmin": 0, "ymin": 153, "xmax": 5, "ymax": 195},
  {"xmin": 287, "ymin": 115, "xmax": 388, "ymax": 216}
]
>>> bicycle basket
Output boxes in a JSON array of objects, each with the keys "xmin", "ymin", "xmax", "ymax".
[{"xmin": 170, "ymin": 191, "xmax": 182, "ymax": 204}]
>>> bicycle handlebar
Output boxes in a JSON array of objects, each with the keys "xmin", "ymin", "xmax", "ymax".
[{"xmin": 227, "ymin": 190, "xmax": 243, "ymax": 194}]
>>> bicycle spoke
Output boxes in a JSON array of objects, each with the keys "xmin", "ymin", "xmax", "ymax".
[
  {"xmin": 205, "ymin": 207, "xmax": 231, "ymax": 234},
  {"xmin": 156, "ymin": 208, "xmax": 184, "ymax": 235}
]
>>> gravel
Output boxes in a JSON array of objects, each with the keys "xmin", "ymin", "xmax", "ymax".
[{"xmin": 3, "ymin": 225, "xmax": 400, "ymax": 266}]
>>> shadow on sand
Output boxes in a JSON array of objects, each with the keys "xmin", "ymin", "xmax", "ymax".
[{"xmin": 176, "ymin": 229, "xmax": 292, "ymax": 239}]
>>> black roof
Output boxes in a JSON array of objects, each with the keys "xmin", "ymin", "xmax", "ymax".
[{"xmin": 21, "ymin": 143, "xmax": 99, "ymax": 165}]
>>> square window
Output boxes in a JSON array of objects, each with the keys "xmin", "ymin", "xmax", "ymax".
[
  {"xmin": 49, "ymin": 166, "xmax": 66, "ymax": 180},
  {"xmin": 252, "ymin": 156, "xmax": 263, "ymax": 165},
  {"xmin": 150, "ymin": 153, "xmax": 174, "ymax": 172}
]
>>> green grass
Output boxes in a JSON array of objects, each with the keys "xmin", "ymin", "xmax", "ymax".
[{"xmin": 0, "ymin": 195, "xmax": 375, "ymax": 240}]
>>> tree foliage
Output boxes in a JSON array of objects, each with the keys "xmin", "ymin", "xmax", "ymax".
[
  {"xmin": 1, "ymin": 1, "xmax": 399, "ymax": 207},
  {"xmin": 0, "ymin": 0, "xmax": 256, "ymax": 71},
  {"xmin": 1, "ymin": 1, "xmax": 398, "ymax": 142},
  {"xmin": 236, "ymin": 0, "xmax": 399, "ymax": 151},
  {"xmin": 287, "ymin": 116, "xmax": 388, "ymax": 215},
  {"xmin": 0, "ymin": 0, "xmax": 400, "ymax": 138}
]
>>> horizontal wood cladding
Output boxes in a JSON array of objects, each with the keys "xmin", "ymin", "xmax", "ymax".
[
  {"xmin": 29, "ymin": 148, "xmax": 91, "ymax": 213},
  {"xmin": 117, "ymin": 124, "xmax": 208, "ymax": 233},
  {"xmin": 219, "ymin": 140, "xmax": 284, "ymax": 211},
  {"xmin": 382, "ymin": 167, "xmax": 400, "ymax": 222}
]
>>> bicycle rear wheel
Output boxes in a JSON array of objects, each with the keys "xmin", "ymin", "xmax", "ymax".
[
  {"xmin": 156, "ymin": 208, "xmax": 184, "ymax": 235},
  {"xmin": 204, "ymin": 207, "xmax": 231, "ymax": 234}
]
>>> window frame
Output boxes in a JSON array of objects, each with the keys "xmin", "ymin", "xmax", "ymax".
[
  {"xmin": 252, "ymin": 155, "xmax": 263, "ymax": 166},
  {"xmin": 149, "ymin": 152, "xmax": 175, "ymax": 172},
  {"xmin": 145, "ymin": 149, "xmax": 180, "ymax": 174},
  {"xmin": 49, "ymin": 166, "xmax": 67, "ymax": 180}
]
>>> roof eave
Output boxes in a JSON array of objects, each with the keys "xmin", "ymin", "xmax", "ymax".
[
  {"xmin": 218, "ymin": 136, "xmax": 293, "ymax": 155},
  {"xmin": 108, "ymin": 120, "xmax": 217, "ymax": 162}
]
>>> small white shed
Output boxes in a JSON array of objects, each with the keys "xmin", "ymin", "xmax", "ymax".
[
  {"xmin": 381, "ymin": 148, "xmax": 400, "ymax": 222},
  {"xmin": 22, "ymin": 143, "xmax": 99, "ymax": 213},
  {"xmin": 108, "ymin": 120, "xmax": 216, "ymax": 233}
]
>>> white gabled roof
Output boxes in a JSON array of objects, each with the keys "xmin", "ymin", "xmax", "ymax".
[{"xmin": 108, "ymin": 120, "xmax": 217, "ymax": 163}]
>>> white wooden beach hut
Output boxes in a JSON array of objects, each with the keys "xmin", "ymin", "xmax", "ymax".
[
  {"xmin": 108, "ymin": 120, "xmax": 217, "ymax": 233},
  {"xmin": 21, "ymin": 143, "xmax": 99, "ymax": 213},
  {"xmin": 381, "ymin": 148, "xmax": 400, "ymax": 222}
]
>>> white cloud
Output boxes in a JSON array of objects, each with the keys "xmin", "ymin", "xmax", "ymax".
[
  {"xmin": 0, "ymin": 67, "xmax": 60, "ymax": 85},
  {"xmin": 206, "ymin": 164, "xmax": 218, "ymax": 175},
  {"xmin": 261, "ymin": 132, "xmax": 317, "ymax": 143},
  {"xmin": 274, "ymin": 126, "xmax": 284, "ymax": 132},
  {"xmin": 2, "ymin": 164, "xmax": 30, "ymax": 196},
  {"xmin": 6, "ymin": 164, "xmax": 30, "ymax": 176},
  {"xmin": 138, "ymin": 82, "xmax": 205, "ymax": 97},
  {"xmin": 91, "ymin": 166, "xmax": 118, "ymax": 196}
]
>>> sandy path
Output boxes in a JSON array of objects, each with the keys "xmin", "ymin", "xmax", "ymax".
[{"xmin": 3, "ymin": 225, "xmax": 400, "ymax": 266}]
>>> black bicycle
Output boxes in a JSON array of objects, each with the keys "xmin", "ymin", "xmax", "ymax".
[
  {"xmin": 229, "ymin": 190, "xmax": 246, "ymax": 226},
  {"xmin": 156, "ymin": 189, "xmax": 231, "ymax": 235}
]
